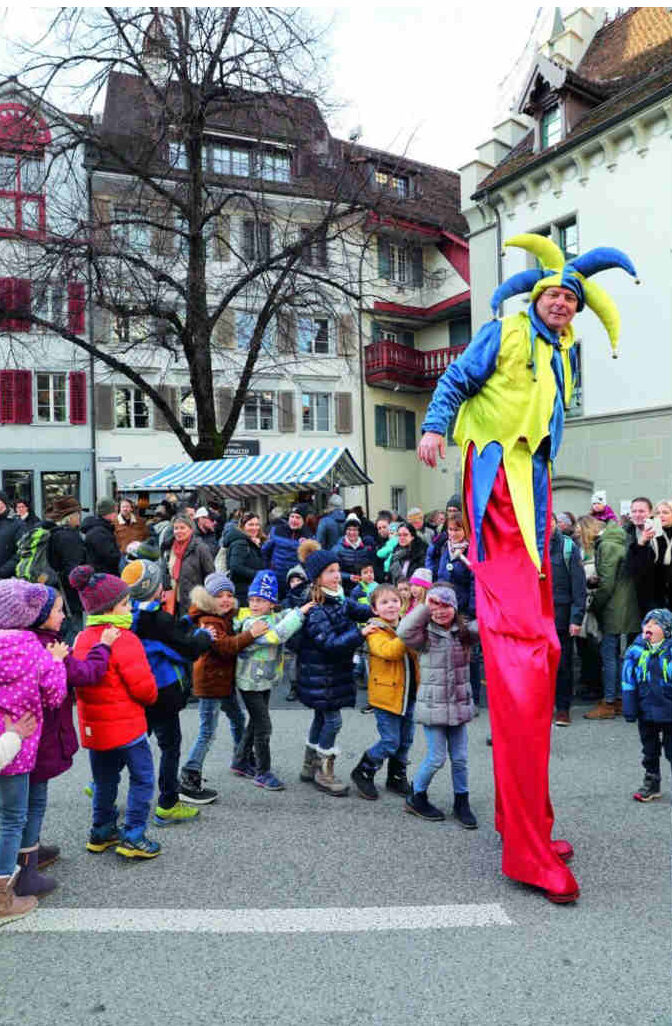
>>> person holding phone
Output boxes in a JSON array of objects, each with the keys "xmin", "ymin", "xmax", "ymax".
[{"xmin": 625, "ymin": 497, "xmax": 657, "ymax": 620}]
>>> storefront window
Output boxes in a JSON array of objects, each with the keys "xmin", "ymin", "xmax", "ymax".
[
  {"xmin": 2, "ymin": 469, "xmax": 33, "ymax": 507},
  {"xmin": 41, "ymin": 471, "xmax": 80, "ymax": 514}
]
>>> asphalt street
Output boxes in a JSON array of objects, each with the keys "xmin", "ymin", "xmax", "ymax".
[{"xmin": 1, "ymin": 687, "xmax": 669, "ymax": 1026}]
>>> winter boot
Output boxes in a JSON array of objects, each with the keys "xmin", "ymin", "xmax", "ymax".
[
  {"xmin": 633, "ymin": 773, "xmax": 662, "ymax": 803},
  {"xmin": 453, "ymin": 792, "xmax": 478, "ymax": 830},
  {"xmin": 0, "ymin": 870, "xmax": 37, "ymax": 925},
  {"xmin": 300, "ymin": 744, "xmax": 320, "ymax": 783},
  {"xmin": 179, "ymin": 769, "xmax": 218, "ymax": 804},
  {"xmin": 350, "ymin": 754, "xmax": 379, "ymax": 800},
  {"xmin": 404, "ymin": 787, "xmax": 445, "ymax": 821},
  {"xmin": 314, "ymin": 754, "xmax": 349, "ymax": 797},
  {"xmin": 14, "ymin": 846, "xmax": 58, "ymax": 897},
  {"xmin": 583, "ymin": 700, "xmax": 615, "ymax": 720},
  {"xmin": 386, "ymin": 757, "xmax": 411, "ymax": 796},
  {"xmin": 37, "ymin": 843, "xmax": 60, "ymax": 870}
]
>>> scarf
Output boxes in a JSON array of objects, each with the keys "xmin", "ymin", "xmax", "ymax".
[
  {"xmin": 322, "ymin": 585, "xmax": 345, "ymax": 602},
  {"xmin": 653, "ymin": 529, "xmax": 672, "ymax": 567},
  {"xmin": 170, "ymin": 535, "xmax": 191, "ymax": 586},
  {"xmin": 86, "ymin": 612, "xmax": 133, "ymax": 629}
]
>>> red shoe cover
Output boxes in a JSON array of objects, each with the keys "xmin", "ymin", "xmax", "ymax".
[{"xmin": 551, "ymin": 839, "xmax": 574, "ymax": 862}]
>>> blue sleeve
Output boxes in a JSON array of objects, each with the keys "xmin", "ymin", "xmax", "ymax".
[
  {"xmin": 421, "ymin": 319, "xmax": 502, "ymax": 436},
  {"xmin": 621, "ymin": 642, "xmax": 640, "ymax": 721}
]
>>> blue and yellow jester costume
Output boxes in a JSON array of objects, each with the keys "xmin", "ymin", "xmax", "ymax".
[{"xmin": 421, "ymin": 233, "xmax": 638, "ymax": 902}]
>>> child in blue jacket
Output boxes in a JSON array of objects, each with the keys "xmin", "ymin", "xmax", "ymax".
[{"xmin": 622, "ymin": 608, "xmax": 672, "ymax": 803}]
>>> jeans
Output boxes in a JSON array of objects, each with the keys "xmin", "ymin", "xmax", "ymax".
[
  {"xmin": 554, "ymin": 629, "xmax": 574, "ymax": 712},
  {"xmin": 600, "ymin": 633, "xmax": 622, "ymax": 703},
  {"xmin": 146, "ymin": 709, "xmax": 182, "ymax": 809},
  {"xmin": 307, "ymin": 709, "xmax": 342, "ymax": 754},
  {"xmin": 183, "ymin": 695, "xmax": 246, "ymax": 774},
  {"xmin": 414, "ymin": 723, "xmax": 468, "ymax": 795},
  {"xmin": 89, "ymin": 738, "xmax": 155, "ymax": 841},
  {"xmin": 236, "ymin": 690, "xmax": 272, "ymax": 775},
  {"xmin": 0, "ymin": 773, "xmax": 29, "ymax": 875},
  {"xmin": 638, "ymin": 719, "xmax": 672, "ymax": 779},
  {"xmin": 368, "ymin": 706, "xmax": 415, "ymax": 767},
  {"xmin": 21, "ymin": 779, "xmax": 49, "ymax": 849}
]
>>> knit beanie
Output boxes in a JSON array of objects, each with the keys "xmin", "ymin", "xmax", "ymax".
[
  {"xmin": 410, "ymin": 568, "xmax": 433, "ymax": 589},
  {"xmin": 446, "ymin": 494, "xmax": 462, "ymax": 511},
  {"xmin": 642, "ymin": 608, "xmax": 672, "ymax": 639},
  {"xmin": 591, "ymin": 490, "xmax": 607, "ymax": 505},
  {"xmin": 248, "ymin": 571, "xmax": 278, "ymax": 604},
  {"xmin": 121, "ymin": 559, "xmax": 163, "ymax": 602},
  {"xmin": 69, "ymin": 565, "xmax": 130, "ymax": 614},
  {"xmin": 172, "ymin": 513, "xmax": 194, "ymax": 530},
  {"xmin": 32, "ymin": 586, "xmax": 58, "ymax": 628},
  {"xmin": 304, "ymin": 548, "xmax": 339, "ymax": 583},
  {"xmin": 0, "ymin": 579, "xmax": 50, "ymax": 629},
  {"xmin": 96, "ymin": 496, "xmax": 117, "ymax": 516},
  {"xmin": 204, "ymin": 572, "xmax": 235, "ymax": 596},
  {"xmin": 286, "ymin": 564, "xmax": 308, "ymax": 585},
  {"xmin": 427, "ymin": 583, "xmax": 457, "ymax": 608},
  {"xmin": 125, "ymin": 538, "xmax": 161, "ymax": 561},
  {"xmin": 344, "ymin": 513, "xmax": 361, "ymax": 528},
  {"xmin": 326, "ymin": 494, "xmax": 343, "ymax": 510}
]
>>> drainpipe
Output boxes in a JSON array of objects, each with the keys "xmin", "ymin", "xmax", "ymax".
[
  {"xmin": 357, "ymin": 231, "xmax": 373, "ymax": 518},
  {"xmin": 86, "ymin": 167, "xmax": 98, "ymax": 507}
]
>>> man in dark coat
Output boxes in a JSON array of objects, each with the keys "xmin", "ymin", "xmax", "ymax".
[
  {"xmin": 82, "ymin": 497, "xmax": 122, "ymax": 575},
  {"xmin": 316, "ymin": 494, "xmax": 346, "ymax": 549},
  {"xmin": 549, "ymin": 514, "xmax": 586, "ymax": 725},
  {"xmin": 0, "ymin": 490, "xmax": 25, "ymax": 578},
  {"xmin": 624, "ymin": 496, "xmax": 656, "ymax": 620},
  {"xmin": 193, "ymin": 507, "xmax": 219, "ymax": 557}
]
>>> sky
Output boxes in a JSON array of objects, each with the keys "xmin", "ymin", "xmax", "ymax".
[{"xmin": 0, "ymin": 6, "xmax": 613, "ymax": 171}]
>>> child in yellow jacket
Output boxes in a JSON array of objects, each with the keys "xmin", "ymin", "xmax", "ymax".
[{"xmin": 349, "ymin": 584, "xmax": 418, "ymax": 800}]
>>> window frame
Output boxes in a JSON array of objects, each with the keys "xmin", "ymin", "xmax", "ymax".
[
  {"xmin": 0, "ymin": 150, "xmax": 47, "ymax": 238},
  {"xmin": 114, "ymin": 385, "xmax": 151, "ymax": 430},
  {"xmin": 35, "ymin": 371, "xmax": 68, "ymax": 425},
  {"xmin": 389, "ymin": 243, "xmax": 408, "ymax": 285},
  {"xmin": 243, "ymin": 391, "xmax": 275, "ymax": 432},
  {"xmin": 301, "ymin": 390, "xmax": 330, "ymax": 433},
  {"xmin": 297, "ymin": 316, "xmax": 331, "ymax": 356},
  {"xmin": 540, "ymin": 106, "xmax": 562, "ymax": 148},
  {"xmin": 41, "ymin": 471, "xmax": 80, "ymax": 514},
  {"xmin": 179, "ymin": 386, "xmax": 197, "ymax": 432}
]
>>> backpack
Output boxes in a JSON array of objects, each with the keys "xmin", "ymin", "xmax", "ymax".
[{"xmin": 15, "ymin": 525, "xmax": 58, "ymax": 586}]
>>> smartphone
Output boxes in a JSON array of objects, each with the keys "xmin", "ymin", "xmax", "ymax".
[{"xmin": 645, "ymin": 516, "xmax": 663, "ymax": 537}]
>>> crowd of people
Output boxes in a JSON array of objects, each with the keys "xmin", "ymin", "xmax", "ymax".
[{"xmin": 0, "ymin": 481, "xmax": 670, "ymax": 923}]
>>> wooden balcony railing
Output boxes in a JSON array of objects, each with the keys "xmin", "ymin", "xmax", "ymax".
[{"xmin": 364, "ymin": 339, "xmax": 467, "ymax": 390}]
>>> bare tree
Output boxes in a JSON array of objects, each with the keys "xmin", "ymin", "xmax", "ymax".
[{"xmin": 0, "ymin": 7, "xmax": 417, "ymax": 460}]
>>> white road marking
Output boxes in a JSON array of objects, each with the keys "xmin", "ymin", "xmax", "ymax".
[{"xmin": 4, "ymin": 903, "xmax": 512, "ymax": 933}]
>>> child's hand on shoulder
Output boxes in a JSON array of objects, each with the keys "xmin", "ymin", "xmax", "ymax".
[
  {"xmin": 250, "ymin": 619, "xmax": 269, "ymax": 638},
  {"xmin": 3, "ymin": 711, "xmax": 37, "ymax": 740},
  {"xmin": 47, "ymin": 641, "xmax": 69, "ymax": 662},
  {"xmin": 100, "ymin": 627, "xmax": 121, "ymax": 647},
  {"xmin": 300, "ymin": 601, "xmax": 315, "ymax": 615},
  {"xmin": 360, "ymin": 624, "xmax": 378, "ymax": 638}
]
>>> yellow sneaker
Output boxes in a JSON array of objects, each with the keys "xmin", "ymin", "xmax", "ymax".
[{"xmin": 153, "ymin": 801, "xmax": 200, "ymax": 827}]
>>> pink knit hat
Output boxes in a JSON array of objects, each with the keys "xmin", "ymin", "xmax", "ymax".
[
  {"xmin": 409, "ymin": 568, "xmax": 433, "ymax": 589},
  {"xmin": 0, "ymin": 579, "xmax": 50, "ymax": 629},
  {"xmin": 69, "ymin": 565, "xmax": 129, "ymax": 614}
]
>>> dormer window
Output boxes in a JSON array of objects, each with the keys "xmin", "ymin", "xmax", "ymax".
[
  {"xmin": 374, "ymin": 168, "xmax": 410, "ymax": 198},
  {"xmin": 540, "ymin": 106, "xmax": 562, "ymax": 148}
]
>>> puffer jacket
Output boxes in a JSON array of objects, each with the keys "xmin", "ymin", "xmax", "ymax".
[
  {"xmin": 366, "ymin": 619, "xmax": 418, "ymax": 716},
  {"xmin": 235, "ymin": 606, "xmax": 304, "ymax": 692},
  {"xmin": 282, "ymin": 579, "xmax": 311, "ymax": 654},
  {"xmin": 297, "ymin": 595, "xmax": 371, "ymax": 710},
  {"xmin": 622, "ymin": 635, "xmax": 672, "ymax": 722},
  {"xmin": 188, "ymin": 590, "xmax": 255, "ymax": 699},
  {"xmin": 0, "ymin": 510, "xmax": 25, "ymax": 578},
  {"xmin": 82, "ymin": 515, "xmax": 122, "ymax": 575},
  {"xmin": 397, "ymin": 604, "xmax": 476, "ymax": 727},
  {"xmin": 73, "ymin": 625, "xmax": 157, "ymax": 750},
  {"xmin": 0, "ymin": 630, "xmax": 67, "ymax": 775},
  {"xmin": 316, "ymin": 509, "xmax": 345, "ymax": 549},
  {"xmin": 335, "ymin": 536, "xmax": 373, "ymax": 594},
  {"xmin": 262, "ymin": 521, "xmax": 314, "ymax": 590},
  {"xmin": 389, "ymin": 537, "xmax": 428, "ymax": 585},
  {"xmin": 223, "ymin": 526, "xmax": 266, "ymax": 604},
  {"xmin": 591, "ymin": 523, "xmax": 640, "ymax": 635}
]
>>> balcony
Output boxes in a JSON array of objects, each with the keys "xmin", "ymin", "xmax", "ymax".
[{"xmin": 364, "ymin": 339, "xmax": 467, "ymax": 392}]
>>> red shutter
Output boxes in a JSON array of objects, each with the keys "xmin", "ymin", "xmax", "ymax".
[
  {"xmin": 0, "ymin": 369, "xmax": 32, "ymax": 423},
  {"xmin": 0, "ymin": 278, "xmax": 14, "ymax": 330},
  {"xmin": 69, "ymin": 370, "xmax": 87, "ymax": 424},
  {"xmin": 0, "ymin": 278, "xmax": 31, "ymax": 332},
  {"xmin": 68, "ymin": 282, "xmax": 85, "ymax": 334},
  {"xmin": 0, "ymin": 369, "xmax": 15, "ymax": 422}
]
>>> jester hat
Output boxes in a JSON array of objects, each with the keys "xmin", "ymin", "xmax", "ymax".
[{"xmin": 490, "ymin": 233, "xmax": 639, "ymax": 356}]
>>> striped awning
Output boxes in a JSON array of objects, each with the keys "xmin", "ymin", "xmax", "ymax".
[{"xmin": 124, "ymin": 447, "xmax": 371, "ymax": 500}]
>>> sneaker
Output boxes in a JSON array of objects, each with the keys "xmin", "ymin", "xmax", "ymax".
[
  {"xmin": 583, "ymin": 700, "xmax": 615, "ymax": 720},
  {"xmin": 360, "ymin": 703, "xmax": 375, "ymax": 715},
  {"xmin": 86, "ymin": 825, "xmax": 120, "ymax": 853},
  {"xmin": 554, "ymin": 710, "xmax": 571, "ymax": 726},
  {"xmin": 179, "ymin": 770, "xmax": 218, "ymax": 805},
  {"xmin": 633, "ymin": 774, "xmax": 662, "ymax": 803},
  {"xmin": 153, "ymin": 801, "xmax": 201, "ymax": 827},
  {"xmin": 253, "ymin": 771, "xmax": 286, "ymax": 791},
  {"xmin": 115, "ymin": 833, "xmax": 161, "ymax": 859},
  {"xmin": 230, "ymin": 758, "xmax": 256, "ymax": 779}
]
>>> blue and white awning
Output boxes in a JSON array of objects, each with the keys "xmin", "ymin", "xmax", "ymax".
[{"xmin": 124, "ymin": 447, "xmax": 371, "ymax": 500}]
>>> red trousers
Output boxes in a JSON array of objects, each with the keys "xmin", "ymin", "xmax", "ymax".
[{"xmin": 464, "ymin": 450, "xmax": 578, "ymax": 897}]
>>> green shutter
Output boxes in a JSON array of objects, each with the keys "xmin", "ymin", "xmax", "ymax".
[
  {"xmin": 372, "ymin": 321, "xmax": 383, "ymax": 343},
  {"xmin": 400, "ymin": 330, "xmax": 414, "ymax": 348},
  {"xmin": 377, "ymin": 237, "xmax": 391, "ymax": 279},
  {"xmin": 375, "ymin": 405, "xmax": 388, "ymax": 447},
  {"xmin": 404, "ymin": 410, "xmax": 416, "ymax": 450},
  {"xmin": 411, "ymin": 246, "xmax": 423, "ymax": 287}
]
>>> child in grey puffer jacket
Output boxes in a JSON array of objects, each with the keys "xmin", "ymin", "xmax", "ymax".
[{"xmin": 397, "ymin": 584, "xmax": 478, "ymax": 828}]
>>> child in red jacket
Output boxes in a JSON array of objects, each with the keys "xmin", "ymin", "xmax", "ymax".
[{"xmin": 71, "ymin": 566, "xmax": 160, "ymax": 860}]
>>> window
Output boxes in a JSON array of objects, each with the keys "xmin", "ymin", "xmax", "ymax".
[
  {"xmin": 169, "ymin": 141, "xmax": 188, "ymax": 170},
  {"xmin": 0, "ymin": 152, "xmax": 46, "ymax": 235},
  {"xmin": 114, "ymin": 386, "xmax": 150, "ymax": 429},
  {"xmin": 242, "ymin": 219, "xmax": 271, "ymax": 263},
  {"xmin": 180, "ymin": 387, "xmax": 196, "ymax": 431},
  {"xmin": 33, "ymin": 282, "xmax": 65, "ymax": 330},
  {"xmin": 257, "ymin": 151, "xmax": 291, "ymax": 183},
  {"xmin": 374, "ymin": 168, "xmax": 410, "ymax": 198},
  {"xmin": 297, "ymin": 317, "xmax": 330, "ymax": 355},
  {"xmin": 36, "ymin": 372, "xmax": 67, "ymax": 423},
  {"xmin": 244, "ymin": 391, "xmax": 275, "ymax": 431},
  {"xmin": 210, "ymin": 143, "xmax": 250, "ymax": 178},
  {"xmin": 558, "ymin": 219, "xmax": 579, "ymax": 260},
  {"xmin": 111, "ymin": 314, "xmax": 151, "ymax": 346},
  {"xmin": 377, "ymin": 239, "xmax": 423, "ymax": 287},
  {"xmin": 540, "ymin": 106, "xmax": 562, "ymax": 148},
  {"xmin": 201, "ymin": 142, "xmax": 290, "ymax": 183},
  {"xmin": 389, "ymin": 243, "xmax": 407, "ymax": 284},
  {"xmin": 2, "ymin": 469, "xmax": 33, "ymax": 507},
  {"xmin": 236, "ymin": 311, "xmax": 274, "ymax": 352},
  {"xmin": 302, "ymin": 392, "xmax": 330, "ymax": 432},
  {"xmin": 390, "ymin": 486, "xmax": 407, "ymax": 518},
  {"xmin": 41, "ymin": 471, "xmax": 80, "ymax": 514},
  {"xmin": 567, "ymin": 341, "xmax": 583, "ymax": 419},
  {"xmin": 374, "ymin": 405, "xmax": 416, "ymax": 450},
  {"xmin": 300, "ymin": 225, "xmax": 328, "ymax": 267},
  {"xmin": 112, "ymin": 207, "xmax": 150, "ymax": 250}
]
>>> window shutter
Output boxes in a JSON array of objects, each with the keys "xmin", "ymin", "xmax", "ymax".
[
  {"xmin": 94, "ymin": 383, "xmax": 114, "ymax": 430},
  {"xmin": 335, "ymin": 392, "xmax": 352, "ymax": 434},
  {"xmin": 67, "ymin": 282, "xmax": 86, "ymax": 335},
  {"xmin": 92, "ymin": 196, "xmax": 111, "ymax": 248},
  {"xmin": 377, "ymin": 236, "xmax": 391, "ymax": 279},
  {"xmin": 0, "ymin": 370, "xmax": 31, "ymax": 424},
  {"xmin": 411, "ymin": 246, "xmax": 424, "ymax": 287},
  {"xmin": 69, "ymin": 371, "xmax": 87, "ymax": 425},
  {"xmin": 0, "ymin": 279, "xmax": 13, "ymax": 330},
  {"xmin": 278, "ymin": 391, "xmax": 295, "ymax": 433},
  {"xmin": 0, "ymin": 370, "xmax": 15, "ymax": 423},
  {"xmin": 400, "ymin": 330, "xmax": 415, "ymax": 348},
  {"xmin": 404, "ymin": 410, "xmax": 416, "ymax": 450},
  {"xmin": 259, "ymin": 222, "xmax": 271, "ymax": 262},
  {"xmin": 154, "ymin": 384, "xmax": 177, "ymax": 431},
  {"xmin": 94, "ymin": 305, "xmax": 111, "ymax": 345},
  {"xmin": 371, "ymin": 321, "xmax": 383, "ymax": 343},
  {"xmin": 316, "ymin": 228, "xmax": 328, "ymax": 268},
  {"xmin": 150, "ymin": 202, "xmax": 174, "ymax": 257},
  {"xmin": 337, "ymin": 313, "xmax": 356, "ymax": 357},
  {"xmin": 374, "ymin": 405, "xmax": 388, "ymax": 447},
  {"xmin": 276, "ymin": 310, "xmax": 295, "ymax": 354},
  {"xmin": 214, "ymin": 214, "xmax": 231, "ymax": 262},
  {"xmin": 242, "ymin": 219, "xmax": 255, "ymax": 261},
  {"xmin": 13, "ymin": 280, "xmax": 31, "ymax": 333},
  {"xmin": 216, "ymin": 387, "xmax": 233, "ymax": 430},
  {"xmin": 213, "ymin": 308, "xmax": 236, "ymax": 349}
]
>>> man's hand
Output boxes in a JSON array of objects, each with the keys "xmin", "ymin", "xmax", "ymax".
[
  {"xmin": 569, "ymin": 624, "xmax": 582, "ymax": 638},
  {"xmin": 3, "ymin": 711, "xmax": 37, "ymax": 740},
  {"xmin": 417, "ymin": 432, "xmax": 446, "ymax": 468}
]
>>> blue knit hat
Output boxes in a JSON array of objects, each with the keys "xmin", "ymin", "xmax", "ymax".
[
  {"xmin": 642, "ymin": 609, "xmax": 672, "ymax": 639},
  {"xmin": 427, "ymin": 583, "xmax": 457, "ymax": 608},
  {"xmin": 304, "ymin": 548, "xmax": 340, "ymax": 583},
  {"xmin": 248, "ymin": 571, "xmax": 278, "ymax": 603},
  {"xmin": 204, "ymin": 572, "xmax": 235, "ymax": 596}
]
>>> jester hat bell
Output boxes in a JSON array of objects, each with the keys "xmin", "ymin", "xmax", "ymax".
[{"xmin": 489, "ymin": 233, "xmax": 639, "ymax": 357}]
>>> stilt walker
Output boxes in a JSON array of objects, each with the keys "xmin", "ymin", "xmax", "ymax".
[{"xmin": 418, "ymin": 233, "xmax": 639, "ymax": 903}]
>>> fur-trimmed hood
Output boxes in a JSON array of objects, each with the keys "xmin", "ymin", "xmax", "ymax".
[{"xmin": 189, "ymin": 586, "xmax": 238, "ymax": 617}]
